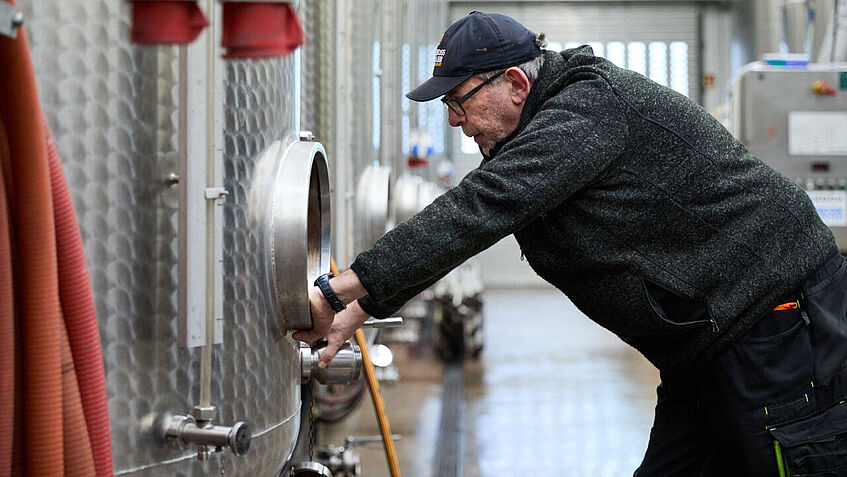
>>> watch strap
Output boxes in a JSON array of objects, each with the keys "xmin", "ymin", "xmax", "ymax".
[{"xmin": 314, "ymin": 272, "xmax": 346, "ymax": 313}]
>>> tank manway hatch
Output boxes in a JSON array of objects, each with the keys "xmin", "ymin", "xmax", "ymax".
[{"xmin": 266, "ymin": 137, "xmax": 332, "ymax": 331}]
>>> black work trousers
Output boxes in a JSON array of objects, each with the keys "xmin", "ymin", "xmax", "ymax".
[{"xmin": 635, "ymin": 251, "xmax": 847, "ymax": 476}]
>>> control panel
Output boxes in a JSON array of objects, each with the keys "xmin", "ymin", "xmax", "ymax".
[{"xmin": 731, "ymin": 64, "xmax": 847, "ymax": 247}]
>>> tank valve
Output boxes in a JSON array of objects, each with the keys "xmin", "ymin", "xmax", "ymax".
[
  {"xmin": 300, "ymin": 340, "xmax": 362, "ymax": 384},
  {"xmin": 289, "ymin": 461, "xmax": 333, "ymax": 477},
  {"xmin": 164, "ymin": 408, "xmax": 251, "ymax": 460},
  {"xmin": 316, "ymin": 444, "xmax": 361, "ymax": 477},
  {"xmin": 0, "ymin": 2, "xmax": 24, "ymax": 39}
]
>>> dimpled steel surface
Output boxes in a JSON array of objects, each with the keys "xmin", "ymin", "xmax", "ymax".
[
  {"xmin": 20, "ymin": 1, "xmax": 300, "ymax": 474},
  {"xmin": 219, "ymin": 57, "xmax": 301, "ymax": 476}
]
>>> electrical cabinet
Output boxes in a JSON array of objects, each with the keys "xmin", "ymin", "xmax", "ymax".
[{"xmin": 731, "ymin": 63, "xmax": 847, "ymax": 248}]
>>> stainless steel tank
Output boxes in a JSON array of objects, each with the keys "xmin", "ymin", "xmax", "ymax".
[
  {"xmin": 393, "ymin": 173, "xmax": 444, "ymax": 226},
  {"xmin": 392, "ymin": 173, "xmax": 423, "ymax": 225},
  {"xmin": 19, "ymin": 0, "xmax": 322, "ymax": 474},
  {"xmin": 354, "ymin": 162, "xmax": 392, "ymax": 253}
]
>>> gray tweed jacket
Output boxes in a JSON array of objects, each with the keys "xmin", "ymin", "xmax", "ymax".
[{"xmin": 351, "ymin": 47, "xmax": 835, "ymax": 373}]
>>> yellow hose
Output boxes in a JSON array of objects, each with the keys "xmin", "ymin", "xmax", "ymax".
[{"xmin": 330, "ymin": 258, "xmax": 401, "ymax": 477}]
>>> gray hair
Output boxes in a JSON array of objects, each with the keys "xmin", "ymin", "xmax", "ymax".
[{"xmin": 476, "ymin": 33, "xmax": 547, "ymax": 84}]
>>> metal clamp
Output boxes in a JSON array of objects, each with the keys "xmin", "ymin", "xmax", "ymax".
[
  {"xmin": 0, "ymin": 2, "xmax": 23, "ymax": 39},
  {"xmin": 289, "ymin": 461, "xmax": 333, "ymax": 477},
  {"xmin": 164, "ymin": 173, "xmax": 180, "ymax": 186},
  {"xmin": 204, "ymin": 187, "xmax": 229, "ymax": 200},
  {"xmin": 300, "ymin": 341, "xmax": 362, "ymax": 384}
]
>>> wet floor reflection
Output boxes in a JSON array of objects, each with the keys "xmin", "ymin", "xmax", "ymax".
[
  {"xmin": 321, "ymin": 288, "xmax": 660, "ymax": 477},
  {"xmin": 463, "ymin": 289, "xmax": 660, "ymax": 477}
]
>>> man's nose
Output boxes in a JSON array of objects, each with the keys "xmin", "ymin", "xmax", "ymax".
[{"xmin": 447, "ymin": 109, "xmax": 464, "ymax": 127}]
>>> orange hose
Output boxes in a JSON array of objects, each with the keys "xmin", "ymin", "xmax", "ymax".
[
  {"xmin": 0, "ymin": 109, "xmax": 17, "ymax": 475},
  {"xmin": 330, "ymin": 258, "xmax": 401, "ymax": 477},
  {"xmin": 60, "ymin": 319, "xmax": 96, "ymax": 475},
  {"xmin": 47, "ymin": 123, "xmax": 113, "ymax": 476},
  {"xmin": 0, "ymin": 5, "xmax": 64, "ymax": 472},
  {"xmin": 0, "ymin": 3, "xmax": 112, "ymax": 474}
]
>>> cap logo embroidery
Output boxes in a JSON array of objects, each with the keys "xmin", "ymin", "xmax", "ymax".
[{"xmin": 434, "ymin": 48, "xmax": 446, "ymax": 66}]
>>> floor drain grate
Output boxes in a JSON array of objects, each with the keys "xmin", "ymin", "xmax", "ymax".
[{"xmin": 434, "ymin": 361, "xmax": 464, "ymax": 477}]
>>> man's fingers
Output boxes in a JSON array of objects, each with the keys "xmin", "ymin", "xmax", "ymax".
[
  {"xmin": 292, "ymin": 330, "xmax": 318, "ymax": 343},
  {"xmin": 318, "ymin": 338, "xmax": 343, "ymax": 369},
  {"xmin": 302, "ymin": 302, "xmax": 370, "ymax": 369}
]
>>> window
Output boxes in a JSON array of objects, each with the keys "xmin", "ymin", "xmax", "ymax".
[
  {"xmin": 401, "ymin": 43, "xmax": 410, "ymax": 113},
  {"xmin": 627, "ymin": 42, "xmax": 647, "ymax": 76},
  {"xmin": 648, "ymin": 42, "xmax": 668, "ymax": 86},
  {"xmin": 588, "ymin": 42, "xmax": 604, "ymax": 57},
  {"xmin": 402, "ymin": 43, "xmax": 410, "ymax": 154},
  {"xmin": 550, "ymin": 40, "xmax": 690, "ymax": 97},
  {"xmin": 454, "ymin": 33, "xmax": 694, "ymax": 159},
  {"xmin": 417, "ymin": 45, "xmax": 428, "ymax": 129},
  {"xmin": 426, "ymin": 44, "xmax": 444, "ymax": 154},
  {"xmin": 606, "ymin": 42, "xmax": 626, "ymax": 68},
  {"xmin": 563, "ymin": 41, "xmax": 604, "ymax": 57},
  {"xmin": 372, "ymin": 41, "xmax": 381, "ymax": 150},
  {"xmin": 669, "ymin": 41, "xmax": 689, "ymax": 96}
]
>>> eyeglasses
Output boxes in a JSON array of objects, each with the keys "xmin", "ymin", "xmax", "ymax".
[{"xmin": 441, "ymin": 70, "xmax": 506, "ymax": 116}]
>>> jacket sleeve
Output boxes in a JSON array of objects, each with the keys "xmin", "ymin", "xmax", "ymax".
[
  {"xmin": 350, "ymin": 72, "xmax": 628, "ymax": 304},
  {"xmin": 357, "ymin": 267, "xmax": 453, "ymax": 318}
]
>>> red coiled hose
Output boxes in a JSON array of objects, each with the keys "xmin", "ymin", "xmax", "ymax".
[
  {"xmin": 47, "ymin": 124, "xmax": 113, "ymax": 477},
  {"xmin": 0, "ymin": 0, "xmax": 113, "ymax": 474},
  {"xmin": 0, "ymin": 102, "xmax": 18, "ymax": 474}
]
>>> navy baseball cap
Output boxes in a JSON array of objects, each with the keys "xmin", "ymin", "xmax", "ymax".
[{"xmin": 406, "ymin": 11, "xmax": 542, "ymax": 102}]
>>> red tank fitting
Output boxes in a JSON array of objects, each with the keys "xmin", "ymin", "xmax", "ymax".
[
  {"xmin": 221, "ymin": 2, "xmax": 304, "ymax": 59},
  {"xmin": 130, "ymin": 0, "xmax": 208, "ymax": 45}
]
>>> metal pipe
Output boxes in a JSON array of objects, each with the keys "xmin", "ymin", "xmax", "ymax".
[
  {"xmin": 362, "ymin": 317, "xmax": 404, "ymax": 329},
  {"xmin": 164, "ymin": 414, "xmax": 252, "ymax": 456},
  {"xmin": 200, "ymin": 0, "xmax": 217, "ymax": 408}
]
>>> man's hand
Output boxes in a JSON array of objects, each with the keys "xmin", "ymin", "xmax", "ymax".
[
  {"xmin": 292, "ymin": 286, "xmax": 337, "ymax": 345},
  {"xmin": 315, "ymin": 301, "xmax": 371, "ymax": 368},
  {"xmin": 292, "ymin": 268, "xmax": 371, "ymax": 367}
]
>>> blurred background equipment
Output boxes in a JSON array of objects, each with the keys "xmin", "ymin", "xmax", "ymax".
[
  {"xmin": 354, "ymin": 162, "xmax": 393, "ymax": 255},
  {"xmin": 730, "ymin": 64, "xmax": 847, "ymax": 248},
  {"xmin": 4, "ymin": 0, "xmax": 847, "ymax": 475}
]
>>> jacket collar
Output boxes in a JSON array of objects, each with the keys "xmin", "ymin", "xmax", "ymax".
[{"xmin": 482, "ymin": 46, "xmax": 593, "ymax": 161}]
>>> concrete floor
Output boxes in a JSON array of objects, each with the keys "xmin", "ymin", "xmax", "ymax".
[{"xmin": 320, "ymin": 288, "xmax": 661, "ymax": 477}]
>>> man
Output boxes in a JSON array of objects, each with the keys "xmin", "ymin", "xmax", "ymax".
[{"xmin": 294, "ymin": 11, "xmax": 847, "ymax": 475}]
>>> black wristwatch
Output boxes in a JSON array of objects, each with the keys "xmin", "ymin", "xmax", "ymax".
[{"xmin": 314, "ymin": 272, "xmax": 346, "ymax": 313}]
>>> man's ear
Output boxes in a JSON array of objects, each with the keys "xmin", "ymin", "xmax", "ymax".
[{"xmin": 504, "ymin": 67, "xmax": 531, "ymax": 104}]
